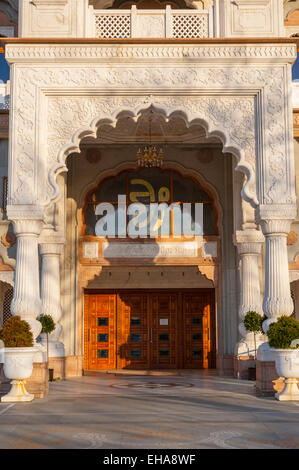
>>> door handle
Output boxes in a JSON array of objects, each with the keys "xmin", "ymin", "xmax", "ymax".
[
  {"xmin": 150, "ymin": 327, "xmax": 153, "ymax": 343},
  {"xmin": 88, "ymin": 328, "xmax": 91, "ymax": 343}
]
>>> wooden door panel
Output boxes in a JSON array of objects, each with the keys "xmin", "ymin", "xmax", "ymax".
[
  {"xmin": 182, "ymin": 292, "xmax": 212, "ymax": 369},
  {"xmin": 84, "ymin": 290, "xmax": 215, "ymax": 371},
  {"xmin": 150, "ymin": 293, "xmax": 178, "ymax": 369},
  {"xmin": 117, "ymin": 293, "xmax": 150, "ymax": 369},
  {"xmin": 84, "ymin": 294, "xmax": 116, "ymax": 370}
]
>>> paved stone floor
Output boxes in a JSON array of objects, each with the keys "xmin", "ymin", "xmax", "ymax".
[{"xmin": 1, "ymin": 371, "xmax": 299, "ymax": 449}]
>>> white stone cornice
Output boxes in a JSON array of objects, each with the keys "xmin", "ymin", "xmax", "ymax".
[{"xmin": 4, "ymin": 43, "xmax": 297, "ymax": 64}]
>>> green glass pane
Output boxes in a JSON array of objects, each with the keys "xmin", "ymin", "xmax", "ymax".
[
  {"xmin": 192, "ymin": 317, "xmax": 202, "ymax": 325},
  {"xmin": 131, "ymin": 317, "xmax": 141, "ymax": 327},
  {"xmin": 159, "ymin": 350, "xmax": 170, "ymax": 357},
  {"xmin": 159, "ymin": 334, "xmax": 169, "ymax": 342},
  {"xmin": 98, "ymin": 333, "xmax": 108, "ymax": 342},
  {"xmin": 130, "ymin": 349, "xmax": 141, "ymax": 358},
  {"xmin": 192, "ymin": 350, "xmax": 202, "ymax": 358},
  {"xmin": 97, "ymin": 349, "xmax": 108, "ymax": 358},
  {"xmin": 130, "ymin": 334, "xmax": 142, "ymax": 342}
]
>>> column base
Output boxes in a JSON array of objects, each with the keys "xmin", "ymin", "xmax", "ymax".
[
  {"xmin": 1, "ymin": 380, "xmax": 34, "ymax": 403},
  {"xmin": 25, "ymin": 362, "xmax": 49, "ymax": 398},
  {"xmin": 39, "ymin": 339, "xmax": 65, "ymax": 358},
  {"xmin": 65, "ymin": 355, "xmax": 84, "ymax": 378},
  {"xmin": 48, "ymin": 357, "xmax": 65, "ymax": 380},
  {"xmin": 33, "ymin": 343, "xmax": 47, "ymax": 363},
  {"xmin": 234, "ymin": 355, "xmax": 256, "ymax": 380},
  {"xmin": 218, "ymin": 354, "xmax": 234, "ymax": 376}
]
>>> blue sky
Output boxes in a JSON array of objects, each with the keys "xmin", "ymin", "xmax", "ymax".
[{"xmin": 0, "ymin": 54, "xmax": 9, "ymax": 83}]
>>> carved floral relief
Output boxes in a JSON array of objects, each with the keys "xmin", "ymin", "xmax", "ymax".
[{"xmin": 7, "ymin": 44, "xmax": 295, "ymax": 211}]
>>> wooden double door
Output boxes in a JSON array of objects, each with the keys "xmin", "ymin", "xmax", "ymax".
[{"xmin": 84, "ymin": 290, "xmax": 216, "ymax": 370}]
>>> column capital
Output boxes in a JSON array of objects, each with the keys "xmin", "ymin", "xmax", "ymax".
[
  {"xmin": 7, "ymin": 205, "xmax": 44, "ymax": 237},
  {"xmin": 7, "ymin": 205, "xmax": 45, "ymax": 221},
  {"xmin": 258, "ymin": 204, "xmax": 297, "ymax": 222},
  {"xmin": 234, "ymin": 229, "xmax": 264, "ymax": 255},
  {"xmin": 234, "ymin": 229, "xmax": 264, "ymax": 245},
  {"xmin": 39, "ymin": 243, "xmax": 64, "ymax": 256},
  {"xmin": 12, "ymin": 220, "xmax": 43, "ymax": 237},
  {"xmin": 39, "ymin": 230, "xmax": 65, "ymax": 255},
  {"xmin": 258, "ymin": 204, "xmax": 297, "ymax": 236}
]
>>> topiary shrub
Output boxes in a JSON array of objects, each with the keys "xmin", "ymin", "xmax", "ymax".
[
  {"xmin": 38, "ymin": 314, "xmax": 56, "ymax": 363},
  {"xmin": 39, "ymin": 314, "xmax": 56, "ymax": 335},
  {"xmin": 243, "ymin": 311, "xmax": 264, "ymax": 358},
  {"xmin": 244, "ymin": 311, "xmax": 263, "ymax": 334},
  {"xmin": 0, "ymin": 316, "xmax": 33, "ymax": 347},
  {"xmin": 268, "ymin": 316, "xmax": 299, "ymax": 349}
]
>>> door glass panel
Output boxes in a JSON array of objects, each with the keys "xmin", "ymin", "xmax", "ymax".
[
  {"xmin": 192, "ymin": 317, "xmax": 202, "ymax": 325},
  {"xmin": 130, "ymin": 349, "xmax": 141, "ymax": 357},
  {"xmin": 130, "ymin": 333, "xmax": 142, "ymax": 342},
  {"xmin": 192, "ymin": 350, "xmax": 202, "ymax": 358},
  {"xmin": 131, "ymin": 317, "xmax": 141, "ymax": 327},
  {"xmin": 97, "ymin": 349, "xmax": 109, "ymax": 358},
  {"xmin": 98, "ymin": 333, "xmax": 108, "ymax": 342},
  {"xmin": 159, "ymin": 333, "xmax": 169, "ymax": 341},
  {"xmin": 192, "ymin": 333, "xmax": 202, "ymax": 341},
  {"xmin": 98, "ymin": 317, "xmax": 108, "ymax": 326},
  {"xmin": 159, "ymin": 350, "xmax": 170, "ymax": 357}
]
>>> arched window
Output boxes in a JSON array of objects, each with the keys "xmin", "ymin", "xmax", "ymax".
[{"xmin": 83, "ymin": 168, "xmax": 218, "ymax": 237}]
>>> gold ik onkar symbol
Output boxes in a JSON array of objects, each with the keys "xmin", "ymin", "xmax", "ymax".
[{"xmin": 129, "ymin": 179, "xmax": 170, "ymax": 232}]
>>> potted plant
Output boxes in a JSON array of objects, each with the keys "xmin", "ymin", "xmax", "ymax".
[
  {"xmin": 39, "ymin": 314, "xmax": 56, "ymax": 381},
  {"xmin": 268, "ymin": 315, "xmax": 299, "ymax": 401},
  {"xmin": 0, "ymin": 316, "xmax": 36, "ymax": 402},
  {"xmin": 243, "ymin": 311, "xmax": 264, "ymax": 380}
]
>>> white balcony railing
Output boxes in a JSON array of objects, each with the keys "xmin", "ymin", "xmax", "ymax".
[{"xmin": 90, "ymin": 5, "xmax": 214, "ymax": 39}]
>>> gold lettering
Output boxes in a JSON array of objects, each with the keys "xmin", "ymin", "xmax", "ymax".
[
  {"xmin": 158, "ymin": 186, "xmax": 170, "ymax": 202},
  {"xmin": 129, "ymin": 179, "xmax": 155, "ymax": 202}
]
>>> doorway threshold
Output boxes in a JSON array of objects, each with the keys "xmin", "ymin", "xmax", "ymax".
[{"xmin": 84, "ymin": 369, "xmax": 183, "ymax": 376}]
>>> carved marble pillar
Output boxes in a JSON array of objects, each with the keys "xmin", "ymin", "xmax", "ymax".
[
  {"xmin": 259, "ymin": 205, "xmax": 297, "ymax": 333},
  {"xmin": 234, "ymin": 229, "xmax": 265, "ymax": 356},
  {"xmin": 10, "ymin": 219, "xmax": 43, "ymax": 340},
  {"xmin": 39, "ymin": 241, "xmax": 65, "ymax": 358}
]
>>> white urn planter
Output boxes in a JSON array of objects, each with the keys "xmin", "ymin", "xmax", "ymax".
[
  {"xmin": 273, "ymin": 349, "xmax": 299, "ymax": 401},
  {"xmin": 1, "ymin": 347, "xmax": 37, "ymax": 402}
]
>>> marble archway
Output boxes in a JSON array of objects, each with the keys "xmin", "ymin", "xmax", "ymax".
[{"xmin": 3, "ymin": 40, "xmax": 297, "ymax": 347}]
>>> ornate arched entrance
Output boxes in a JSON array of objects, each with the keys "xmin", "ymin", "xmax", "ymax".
[
  {"xmin": 77, "ymin": 163, "xmax": 221, "ymax": 370},
  {"xmin": 2, "ymin": 39, "xmax": 296, "ymax": 376}
]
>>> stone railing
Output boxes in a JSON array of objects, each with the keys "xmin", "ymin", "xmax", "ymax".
[
  {"xmin": 17, "ymin": 0, "xmax": 285, "ymax": 39},
  {"xmin": 91, "ymin": 5, "xmax": 214, "ymax": 39}
]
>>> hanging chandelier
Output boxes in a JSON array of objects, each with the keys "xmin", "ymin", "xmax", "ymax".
[{"xmin": 136, "ymin": 112, "xmax": 164, "ymax": 167}]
